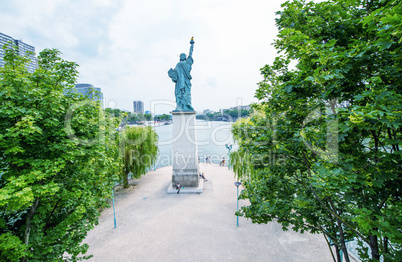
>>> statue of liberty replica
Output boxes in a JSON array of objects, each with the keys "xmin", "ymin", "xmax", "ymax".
[
  {"xmin": 168, "ymin": 37, "xmax": 195, "ymax": 111},
  {"xmin": 167, "ymin": 37, "xmax": 201, "ymax": 193}
]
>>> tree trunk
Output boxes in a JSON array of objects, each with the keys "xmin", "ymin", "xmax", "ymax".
[
  {"xmin": 336, "ymin": 219, "xmax": 351, "ymax": 262},
  {"xmin": 123, "ymin": 151, "xmax": 130, "ymax": 188},
  {"xmin": 324, "ymin": 234, "xmax": 337, "ymax": 262},
  {"xmin": 123, "ymin": 174, "xmax": 129, "ymax": 187},
  {"xmin": 328, "ymin": 198, "xmax": 350, "ymax": 262},
  {"xmin": 384, "ymin": 237, "xmax": 389, "ymax": 262},
  {"xmin": 335, "ymin": 245, "xmax": 341, "ymax": 262},
  {"xmin": 22, "ymin": 197, "xmax": 39, "ymax": 262},
  {"xmin": 369, "ymin": 234, "xmax": 380, "ymax": 261},
  {"xmin": 123, "ymin": 166, "xmax": 129, "ymax": 188}
]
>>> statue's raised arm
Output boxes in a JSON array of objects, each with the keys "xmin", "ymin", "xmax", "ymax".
[{"xmin": 189, "ymin": 37, "xmax": 194, "ymax": 58}]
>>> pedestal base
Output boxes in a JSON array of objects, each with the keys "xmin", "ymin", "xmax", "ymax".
[
  {"xmin": 172, "ymin": 173, "xmax": 199, "ymax": 187},
  {"xmin": 171, "ymin": 111, "xmax": 200, "ymax": 188},
  {"xmin": 167, "ymin": 178, "xmax": 203, "ymax": 194}
]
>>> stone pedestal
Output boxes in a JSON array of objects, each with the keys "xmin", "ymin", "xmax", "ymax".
[{"xmin": 171, "ymin": 111, "xmax": 199, "ymax": 188}]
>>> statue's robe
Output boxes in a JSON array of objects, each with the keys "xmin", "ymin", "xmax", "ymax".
[{"xmin": 169, "ymin": 56, "xmax": 194, "ymax": 111}]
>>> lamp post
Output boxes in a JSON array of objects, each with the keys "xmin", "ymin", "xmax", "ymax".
[
  {"xmin": 225, "ymin": 144, "xmax": 232, "ymax": 170},
  {"xmin": 153, "ymin": 114, "xmax": 156, "ymax": 171},
  {"xmin": 112, "ymin": 186, "xmax": 117, "ymax": 229},
  {"xmin": 234, "ymin": 181, "xmax": 242, "ymax": 227}
]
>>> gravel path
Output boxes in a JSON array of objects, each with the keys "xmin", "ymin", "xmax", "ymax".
[{"xmin": 84, "ymin": 164, "xmax": 333, "ymax": 262}]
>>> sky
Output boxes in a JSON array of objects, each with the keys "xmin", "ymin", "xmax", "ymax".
[{"xmin": 0, "ymin": 0, "xmax": 287, "ymax": 115}]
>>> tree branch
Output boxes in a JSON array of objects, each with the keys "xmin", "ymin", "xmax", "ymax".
[
  {"xmin": 43, "ymin": 198, "xmax": 62, "ymax": 232},
  {"xmin": 22, "ymin": 197, "xmax": 39, "ymax": 262},
  {"xmin": 300, "ymin": 151, "xmax": 370, "ymax": 244},
  {"xmin": 324, "ymin": 234, "xmax": 337, "ymax": 262},
  {"xmin": 328, "ymin": 197, "xmax": 351, "ymax": 262}
]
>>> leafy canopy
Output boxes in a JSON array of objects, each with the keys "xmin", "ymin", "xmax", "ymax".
[
  {"xmin": 118, "ymin": 126, "xmax": 158, "ymax": 188},
  {"xmin": 232, "ymin": 0, "xmax": 401, "ymax": 261},
  {"xmin": 0, "ymin": 47, "xmax": 120, "ymax": 261}
]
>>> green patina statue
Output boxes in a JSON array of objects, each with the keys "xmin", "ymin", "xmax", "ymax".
[{"xmin": 168, "ymin": 37, "xmax": 195, "ymax": 111}]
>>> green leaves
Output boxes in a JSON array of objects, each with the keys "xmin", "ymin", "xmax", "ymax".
[
  {"xmin": 119, "ymin": 126, "xmax": 159, "ymax": 187},
  {"xmin": 232, "ymin": 0, "xmax": 402, "ymax": 261},
  {"xmin": 0, "ymin": 232, "xmax": 27, "ymax": 262},
  {"xmin": 0, "ymin": 48, "xmax": 120, "ymax": 261}
]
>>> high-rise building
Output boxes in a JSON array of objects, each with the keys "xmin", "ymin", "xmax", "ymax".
[
  {"xmin": 0, "ymin": 32, "xmax": 38, "ymax": 73},
  {"xmin": 133, "ymin": 101, "xmax": 144, "ymax": 114},
  {"xmin": 74, "ymin": 83, "xmax": 104, "ymax": 107}
]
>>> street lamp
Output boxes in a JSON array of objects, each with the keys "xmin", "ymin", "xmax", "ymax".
[
  {"xmin": 112, "ymin": 186, "xmax": 117, "ymax": 229},
  {"xmin": 225, "ymin": 144, "xmax": 232, "ymax": 170},
  {"xmin": 153, "ymin": 114, "xmax": 156, "ymax": 171},
  {"xmin": 234, "ymin": 181, "xmax": 242, "ymax": 227}
]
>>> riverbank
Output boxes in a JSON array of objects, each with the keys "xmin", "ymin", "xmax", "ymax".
[{"xmin": 125, "ymin": 120, "xmax": 172, "ymax": 127}]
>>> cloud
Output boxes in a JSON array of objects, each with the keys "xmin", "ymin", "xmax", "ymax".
[{"xmin": 0, "ymin": 0, "xmax": 286, "ymax": 113}]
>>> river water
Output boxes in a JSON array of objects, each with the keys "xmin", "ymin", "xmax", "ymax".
[{"xmin": 154, "ymin": 120, "xmax": 238, "ymax": 168}]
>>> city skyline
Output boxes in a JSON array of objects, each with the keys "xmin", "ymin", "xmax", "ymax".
[
  {"xmin": 74, "ymin": 83, "xmax": 104, "ymax": 106},
  {"xmin": 0, "ymin": 32, "xmax": 38, "ymax": 73},
  {"xmin": 112, "ymin": 103, "xmax": 251, "ymax": 115},
  {"xmin": 0, "ymin": 0, "xmax": 289, "ymax": 114},
  {"xmin": 133, "ymin": 100, "xmax": 144, "ymax": 114}
]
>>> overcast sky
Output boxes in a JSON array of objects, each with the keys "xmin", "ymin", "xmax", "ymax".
[{"xmin": 0, "ymin": 0, "xmax": 287, "ymax": 114}]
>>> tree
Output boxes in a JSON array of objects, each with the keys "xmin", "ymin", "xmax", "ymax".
[
  {"xmin": 197, "ymin": 109, "xmax": 252, "ymax": 121},
  {"xmin": 223, "ymin": 109, "xmax": 251, "ymax": 120},
  {"xmin": 0, "ymin": 47, "xmax": 120, "ymax": 261},
  {"xmin": 119, "ymin": 126, "xmax": 158, "ymax": 188},
  {"xmin": 144, "ymin": 113, "xmax": 152, "ymax": 121},
  {"xmin": 105, "ymin": 107, "xmax": 125, "ymax": 118},
  {"xmin": 154, "ymin": 114, "xmax": 171, "ymax": 121},
  {"xmin": 232, "ymin": 0, "xmax": 401, "ymax": 261},
  {"xmin": 121, "ymin": 112, "xmax": 152, "ymax": 124}
]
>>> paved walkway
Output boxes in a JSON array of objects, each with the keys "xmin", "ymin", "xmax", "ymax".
[{"xmin": 84, "ymin": 164, "xmax": 333, "ymax": 262}]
